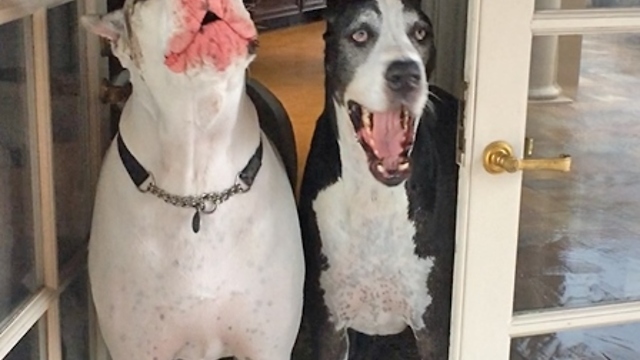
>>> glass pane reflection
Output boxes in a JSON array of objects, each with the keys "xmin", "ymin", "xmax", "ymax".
[
  {"xmin": 48, "ymin": 2, "xmax": 92, "ymax": 267},
  {"xmin": 0, "ymin": 17, "xmax": 38, "ymax": 321},
  {"xmin": 61, "ymin": 271, "xmax": 90, "ymax": 360},
  {"xmin": 5, "ymin": 321, "xmax": 40, "ymax": 360},
  {"xmin": 536, "ymin": 0, "xmax": 640, "ymax": 9},
  {"xmin": 515, "ymin": 33, "xmax": 640, "ymax": 312},
  {"xmin": 511, "ymin": 323, "xmax": 640, "ymax": 359}
]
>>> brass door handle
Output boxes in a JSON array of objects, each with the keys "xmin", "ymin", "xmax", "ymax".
[{"xmin": 483, "ymin": 141, "xmax": 571, "ymax": 174}]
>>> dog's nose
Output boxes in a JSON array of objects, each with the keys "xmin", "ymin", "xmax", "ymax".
[{"xmin": 385, "ymin": 60, "xmax": 422, "ymax": 94}]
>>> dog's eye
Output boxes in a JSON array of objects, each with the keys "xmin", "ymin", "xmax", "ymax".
[
  {"xmin": 351, "ymin": 29, "xmax": 369, "ymax": 44},
  {"xmin": 413, "ymin": 26, "xmax": 429, "ymax": 42}
]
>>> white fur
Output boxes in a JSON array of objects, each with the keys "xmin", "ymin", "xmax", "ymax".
[
  {"xmin": 314, "ymin": 101, "xmax": 434, "ymax": 336},
  {"xmin": 85, "ymin": 2, "xmax": 303, "ymax": 359},
  {"xmin": 344, "ymin": 0, "xmax": 428, "ymax": 118}
]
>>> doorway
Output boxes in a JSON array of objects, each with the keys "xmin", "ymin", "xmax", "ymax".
[{"xmin": 452, "ymin": 1, "xmax": 640, "ymax": 359}]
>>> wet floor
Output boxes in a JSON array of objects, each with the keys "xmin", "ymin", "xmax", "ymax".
[{"xmin": 512, "ymin": 33, "xmax": 640, "ymax": 359}]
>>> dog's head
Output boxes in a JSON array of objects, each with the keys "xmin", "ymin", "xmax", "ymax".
[
  {"xmin": 82, "ymin": 0, "xmax": 257, "ymax": 112},
  {"xmin": 325, "ymin": 0, "xmax": 435, "ymax": 186}
]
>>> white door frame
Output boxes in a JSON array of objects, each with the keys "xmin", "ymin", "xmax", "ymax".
[{"xmin": 450, "ymin": 2, "xmax": 640, "ymax": 359}]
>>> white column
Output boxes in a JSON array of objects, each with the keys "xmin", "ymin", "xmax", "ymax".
[{"xmin": 528, "ymin": 0, "xmax": 562, "ymax": 100}]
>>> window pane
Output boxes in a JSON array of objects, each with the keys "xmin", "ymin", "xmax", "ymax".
[
  {"xmin": 514, "ymin": 33, "xmax": 640, "ymax": 313},
  {"xmin": 0, "ymin": 17, "xmax": 37, "ymax": 320},
  {"xmin": 48, "ymin": 2, "xmax": 92, "ymax": 267},
  {"xmin": 5, "ymin": 321, "xmax": 40, "ymax": 360},
  {"xmin": 536, "ymin": 0, "xmax": 640, "ymax": 9},
  {"xmin": 511, "ymin": 323, "xmax": 640, "ymax": 359},
  {"xmin": 61, "ymin": 271, "xmax": 89, "ymax": 360}
]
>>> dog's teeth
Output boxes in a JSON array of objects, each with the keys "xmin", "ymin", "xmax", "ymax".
[
  {"xmin": 362, "ymin": 110, "xmax": 372, "ymax": 129},
  {"xmin": 399, "ymin": 162, "xmax": 410, "ymax": 171},
  {"xmin": 376, "ymin": 164, "xmax": 385, "ymax": 173},
  {"xmin": 374, "ymin": 149, "xmax": 381, "ymax": 158},
  {"xmin": 403, "ymin": 114, "xmax": 412, "ymax": 130},
  {"xmin": 363, "ymin": 114, "xmax": 372, "ymax": 129}
]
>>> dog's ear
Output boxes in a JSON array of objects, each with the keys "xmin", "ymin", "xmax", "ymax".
[{"xmin": 81, "ymin": 10, "xmax": 126, "ymax": 42}]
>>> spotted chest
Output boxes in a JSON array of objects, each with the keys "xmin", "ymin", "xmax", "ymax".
[{"xmin": 313, "ymin": 167, "xmax": 434, "ymax": 336}]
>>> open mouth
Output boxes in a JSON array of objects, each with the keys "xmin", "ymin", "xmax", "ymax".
[
  {"xmin": 165, "ymin": 1, "xmax": 258, "ymax": 73},
  {"xmin": 348, "ymin": 100, "xmax": 416, "ymax": 186},
  {"xmin": 200, "ymin": 10, "xmax": 221, "ymax": 27}
]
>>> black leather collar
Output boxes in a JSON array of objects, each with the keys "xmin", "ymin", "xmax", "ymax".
[{"xmin": 116, "ymin": 132, "xmax": 264, "ymax": 233}]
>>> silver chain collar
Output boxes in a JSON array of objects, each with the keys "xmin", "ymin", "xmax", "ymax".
[
  {"xmin": 117, "ymin": 133, "xmax": 264, "ymax": 233},
  {"xmin": 138, "ymin": 172, "xmax": 250, "ymax": 215}
]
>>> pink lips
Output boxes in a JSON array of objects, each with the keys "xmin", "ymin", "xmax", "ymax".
[{"xmin": 165, "ymin": 0, "xmax": 257, "ymax": 73}]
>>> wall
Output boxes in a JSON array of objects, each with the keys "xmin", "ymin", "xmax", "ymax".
[{"xmin": 421, "ymin": 0, "xmax": 468, "ymax": 98}]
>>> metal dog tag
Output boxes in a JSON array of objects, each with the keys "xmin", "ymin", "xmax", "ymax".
[{"xmin": 192, "ymin": 210, "xmax": 201, "ymax": 233}]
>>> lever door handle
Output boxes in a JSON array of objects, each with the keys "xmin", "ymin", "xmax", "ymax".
[{"xmin": 483, "ymin": 141, "xmax": 571, "ymax": 174}]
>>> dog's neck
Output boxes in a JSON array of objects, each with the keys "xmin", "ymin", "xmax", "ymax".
[{"xmin": 118, "ymin": 69, "xmax": 260, "ymax": 194}]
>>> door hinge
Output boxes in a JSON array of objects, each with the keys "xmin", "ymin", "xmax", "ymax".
[{"xmin": 456, "ymin": 82, "xmax": 468, "ymax": 166}]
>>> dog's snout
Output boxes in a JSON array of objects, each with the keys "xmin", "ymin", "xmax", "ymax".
[{"xmin": 385, "ymin": 60, "xmax": 422, "ymax": 94}]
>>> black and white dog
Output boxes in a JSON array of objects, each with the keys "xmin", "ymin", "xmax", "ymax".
[{"xmin": 296, "ymin": 0, "xmax": 458, "ymax": 359}]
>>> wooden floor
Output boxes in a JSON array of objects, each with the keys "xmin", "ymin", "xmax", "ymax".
[{"xmin": 249, "ymin": 21, "xmax": 325, "ymax": 183}]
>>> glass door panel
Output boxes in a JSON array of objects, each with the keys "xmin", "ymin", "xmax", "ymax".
[
  {"xmin": 5, "ymin": 322, "xmax": 40, "ymax": 360},
  {"xmin": 48, "ymin": 2, "xmax": 92, "ymax": 267},
  {"xmin": 61, "ymin": 271, "xmax": 89, "ymax": 360},
  {"xmin": 511, "ymin": 322, "xmax": 640, "ymax": 359},
  {"xmin": 536, "ymin": 0, "xmax": 640, "ymax": 9},
  {"xmin": 515, "ymin": 32, "xmax": 640, "ymax": 314},
  {"xmin": 0, "ymin": 17, "xmax": 38, "ymax": 320}
]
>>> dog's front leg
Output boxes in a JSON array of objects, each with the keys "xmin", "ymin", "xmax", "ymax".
[{"xmin": 318, "ymin": 322, "xmax": 349, "ymax": 360}]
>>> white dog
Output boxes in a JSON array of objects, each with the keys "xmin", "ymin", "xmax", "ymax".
[{"xmin": 82, "ymin": 0, "xmax": 304, "ymax": 359}]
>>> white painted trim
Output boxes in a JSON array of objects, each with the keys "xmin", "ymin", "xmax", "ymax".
[
  {"xmin": 0, "ymin": 0, "xmax": 73, "ymax": 25},
  {"xmin": 533, "ymin": 9, "xmax": 640, "ymax": 34},
  {"xmin": 447, "ymin": 0, "xmax": 480, "ymax": 357},
  {"xmin": 30, "ymin": 8, "xmax": 62, "ymax": 360},
  {"xmin": 456, "ymin": 1, "xmax": 640, "ymax": 358},
  {"xmin": 452, "ymin": 1, "xmax": 535, "ymax": 359},
  {"xmin": 510, "ymin": 302, "xmax": 640, "ymax": 338},
  {"xmin": 0, "ymin": 288, "xmax": 56, "ymax": 359}
]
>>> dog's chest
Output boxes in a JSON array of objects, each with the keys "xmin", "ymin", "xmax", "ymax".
[{"xmin": 313, "ymin": 175, "xmax": 434, "ymax": 335}]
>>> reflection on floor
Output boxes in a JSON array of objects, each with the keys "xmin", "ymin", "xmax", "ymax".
[{"xmin": 513, "ymin": 33, "xmax": 640, "ymax": 359}]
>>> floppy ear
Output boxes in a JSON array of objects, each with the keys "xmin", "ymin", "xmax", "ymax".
[{"xmin": 81, "ymin": 10, "xmax": 125, "ymax": 42}]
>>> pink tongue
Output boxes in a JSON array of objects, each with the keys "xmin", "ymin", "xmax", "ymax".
[{"xmin": 370, "ymin": 111, "xmax": 405, "ymax": 169}]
